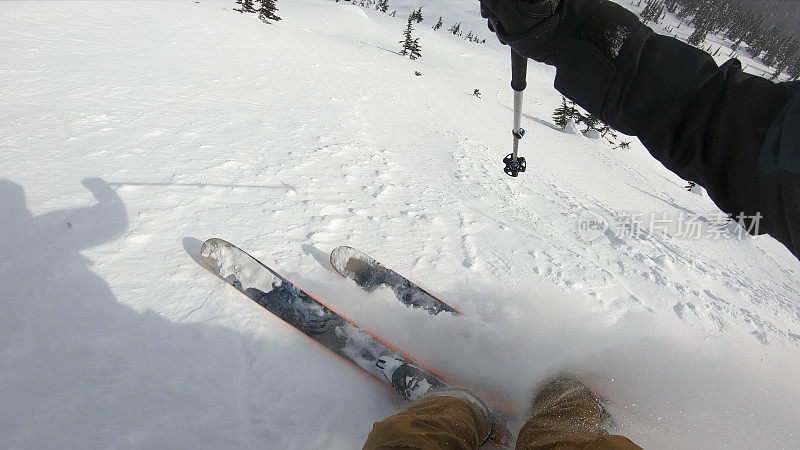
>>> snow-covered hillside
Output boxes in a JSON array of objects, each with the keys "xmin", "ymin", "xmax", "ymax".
[{"xmin": 2, "ymin": 1, "xmax": 799, "ymax": 448}]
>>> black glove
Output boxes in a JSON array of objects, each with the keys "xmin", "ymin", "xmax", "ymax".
[{"xmin": 480, "ymin": 0, "xmax": 563, "ymax": 64}]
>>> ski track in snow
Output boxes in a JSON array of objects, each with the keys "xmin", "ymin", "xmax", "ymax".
[{"xmin": 2, "ymin": 1, "xmax": 800, "ymax": 449}]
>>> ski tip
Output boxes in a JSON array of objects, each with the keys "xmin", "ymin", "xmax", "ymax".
[
  {"xmin": 329, "ymin": 245, "xmax": 360, "ymax": 277},
  {"xmin": 201, "ymin": 237, "xmax": 231, "ymax": 252},
  {"xmin": 200, "ymin": 238, "xmax": 235, "ymax": 266}
]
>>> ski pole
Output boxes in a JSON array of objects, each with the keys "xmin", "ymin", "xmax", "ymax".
[{"xmin": 504, "ymin": 49, "xmax": 528, "ymax": 177}]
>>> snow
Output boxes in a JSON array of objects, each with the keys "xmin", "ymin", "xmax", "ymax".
[
  {"xmin": 584, "ymin": 129, "xmax": 602, "ymax": 139},
  {"xmin": 2, "ymin": 1, "xmax": 799, "ymax": 448},
  {"xmin": 564, "ymin": 118, "xmax": 583, "ymax": 135}
]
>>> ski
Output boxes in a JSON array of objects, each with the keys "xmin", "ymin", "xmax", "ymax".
[
  {"xmin": 330, "ymin": 246, "xmax": 461, "ymax": 315},
  {"xmin": 200, "ymin": 238, "xmax": 511, "ymax": 445}
]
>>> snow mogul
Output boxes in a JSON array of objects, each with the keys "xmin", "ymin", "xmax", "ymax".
[{"xmin": 364, "ymin": 0, "xmax": 799, "ymax": 448}]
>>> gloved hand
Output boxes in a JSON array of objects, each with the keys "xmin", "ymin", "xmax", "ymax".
[{"xmin": 480, "ymin": 0, "xmax": 563, "ymax": 65}]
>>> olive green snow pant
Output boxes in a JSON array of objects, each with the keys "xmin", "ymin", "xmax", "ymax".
[{"xmin": 363, "ymin": 378, "xmax": 642, "ymax": 450}]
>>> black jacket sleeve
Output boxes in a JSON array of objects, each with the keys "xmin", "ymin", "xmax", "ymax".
[{"xmin": 550, "ymin": 0, "xmax": 800, "ymax": 259}]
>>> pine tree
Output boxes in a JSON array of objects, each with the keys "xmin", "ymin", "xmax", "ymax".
[
  {"xmin": 598, "ymin": 122, "xmax": 616, "ymax": 140},
  {"xmin": 409, "ymin": 38, "xmax": 422, "ymax": 60},
  {"xmin": 400, "ymin": 16, "xmax": 421, "ymax": 59},
  {"xmin": 236, "ymin": 0, "xmax": 257, "ymax": 13},
  {"xmin": 433, "ymin": 16, "xmax": 443, "ymax": 31},
  {"xmin": 400, "ymin": 16, "xmax": 414, "ymax": 56},
  {"xmin": 788, "ymin": 53, "xmax": 800, "ymax": 81},
  {"xmin": 258, "ymin": 0, "xmax": 281, "ymax": 23},
  {"xmin": 578, "ymin": 113, "xmax": 601, "ymax": 132},
  {"xmin": 448, "ymin": 22, "xmax": 461, "ymax": 36},
  {"xmin": 410, "ymin": 7, "xmax": 423, "ymax": 23},
  {"xmin": 771, "ymin": 64, "xmax": 784, "ymax": 81},
  {"xmin": 687, "ymin": 23, "xmax": 708, "ymax": 46},
  {"xmin": 640, "ymin": 0, "xmax": 665, "ymax": 25},
  {"xmin": 376, "ymin": 0, "xmax": 389, "ymax": 13},
  {"xmin": 552, "ymin": 97, "xmax": 579, "ymax": 129},
  {"xmin": 553, "ymin": 98, "xmax": 569, "ymax": 129}
]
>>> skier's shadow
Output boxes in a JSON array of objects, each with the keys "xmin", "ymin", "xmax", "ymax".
[
  {"xmin": 1, "ymin": 178, "xmax": 388, "ymax": 448},
  {"xmin": 1, "ymin": 177, "xmax": 128, "ymax": 257},
  {"xmin": 301, "ymin": 243, "xmax": 336, "ymax": 273},
  {"xmin": 1, "ymin": 177, "xmax": 148, "ymax": 445},
  {"xmin": 0, "ymin": 179, "xmax": 248, "ymax": 447}
]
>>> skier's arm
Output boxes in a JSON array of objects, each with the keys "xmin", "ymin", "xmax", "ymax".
[
  {"xmin": 40, "ymin": 178, "xmax": 128, "ymax": 250},
  {"xmin": 549, "ymin": 0, "xmax": 800, "ymax": 259},
  {"xmin": 480, "ymin": 0, "xmax": 800, "ymax": 259}
]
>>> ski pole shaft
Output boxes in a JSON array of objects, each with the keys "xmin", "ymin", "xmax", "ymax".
[
  {"xmin": 512, "ymin": 90, "xmax": 524, "ymax": 158},
  {"xmin": 504, "ymin": 49, "xmax": 528, "ymax": 177},
  {"xmin": 511, "ymin": 49, "xmax": 527, "ymax": 163}
]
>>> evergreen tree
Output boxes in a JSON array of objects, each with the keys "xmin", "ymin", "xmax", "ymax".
[
  {"xmin": 377, "ymin": 0, "xmax": 389, "ymax": 13},
  {"xmin": 771, "ymin": 63, "xmax": 785, "ymax": 81},
  {"xmin": 410, "ymin": 7, "xmax": 423, "ymax": 23},
  {"xmin": 258, "ymin": 0, "xmax": 281, "ymax": 23},
  {"xmin": 400, "ymin": 16, "xmax": 422, "ymax": 59},
  {"xmin": 400, "ymin": 16, "xmax": 414, "ymax": 56},
  {"xmin": 236, "ymin": 0, "xmax": 257, "ymax": 13},
  {"xmin": 687, "ymin": 23, "xmax": 708, "ymax": 46},
  {"xmin": 448, "ymin": 22, "xmax": 461, "ymax": 36},
  {"xmin": 433, "ymin": 16, "xmax": 443, "ymax": 31},
  {"xmin": 552, "ymin": 97, "xmax": 579, "ymax": 129},
  {"xmin": 640, "ymin": 0, "xmax": 665, "ymax": 25},
  {"xmin": 578, "ymin": 113, "xmax": 601, "ymax": 132},
  {"xmin": 789, "ymin": 60, "xmax": 800, "ymax": 81},
  {"xmin": 408, "ymin": 38, "xmax": 422, "ymax": 60}
]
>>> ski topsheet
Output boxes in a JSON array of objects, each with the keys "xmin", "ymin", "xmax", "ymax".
[
  {"xmin": 200, "ymin": 238, "xmax": 511, "ymax": 446},
  {"xmin": 330, "ymin": 246, "xmax": 461, "ymax": 315},
  {"xmin": 201, "ymin": 238, "xmax": 435, "ymax": 385}
]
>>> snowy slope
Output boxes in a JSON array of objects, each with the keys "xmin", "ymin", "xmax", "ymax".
[{"xmin": 2, "ymin": 1, "xmax": 800, "ymax": 449}]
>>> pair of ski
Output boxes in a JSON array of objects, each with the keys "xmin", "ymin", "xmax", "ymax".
[{"xmin": 200, "ymin": 238, "xmax": 512, "ymax": 446}]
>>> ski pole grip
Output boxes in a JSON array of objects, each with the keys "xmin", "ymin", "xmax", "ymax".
[{"xmin": 511, "ymin": 49, "xmax": 527, "ymax": 92}]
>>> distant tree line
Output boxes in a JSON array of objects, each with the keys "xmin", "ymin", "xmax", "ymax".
[
  {"xmin": 334, "ymin": 1, "xmax": 486, "ymax": 45},
  {"xmin": 634, "ymin": 0, "xmax": 799, "ymax": 80}
]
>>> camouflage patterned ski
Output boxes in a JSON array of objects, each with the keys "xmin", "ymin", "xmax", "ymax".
[{"xmin": 330, "ymin": 246, "xmax": 461, "ymax": 315}]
